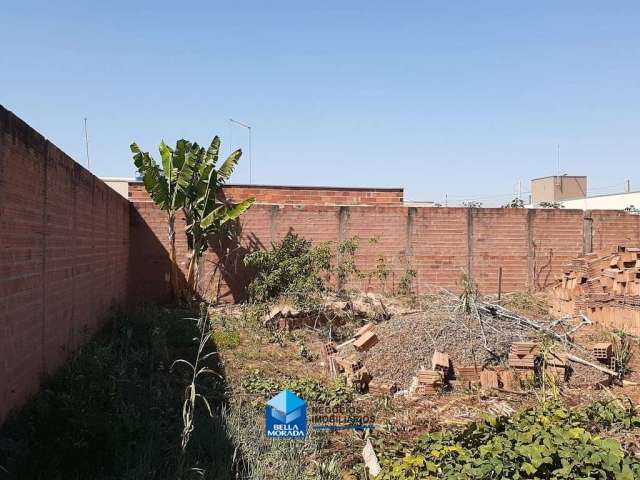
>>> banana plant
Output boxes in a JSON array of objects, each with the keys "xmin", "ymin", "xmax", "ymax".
[
  {"xmin": 131, "ymin": 136, "xmax": 255, "ymax": 301},
  {"xmin": 131, "ymin": 139, "xmax": 196, "ymax": 300},
  {"xmin": 181, "ymin": 136, "xmax": 255, "ymax": 293}
]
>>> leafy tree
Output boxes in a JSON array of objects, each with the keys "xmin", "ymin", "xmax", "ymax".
[
  {"xmin": 131, "ymin": 137, "xmax": 254, "ymax": 301},
  {"xmin": 502, "ymin": 198, "xmax": 525, "ymax": 208},
  {"xmin": 538, "ymin": 201, "xmax": 564, "ymax": 209}
]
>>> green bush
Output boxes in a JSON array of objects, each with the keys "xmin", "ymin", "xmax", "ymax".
[
  {"xmin": 243, "ymin": 233, "xmax": 332, "ymax": 303},
  {"xmin": 241, "ymin": 370, "xmax": 353, "ymax": 407},
  {"xmin": 376, "ymin": 401, "xmax": 640, "ymax": 479},
  {"xmin": 211, "ymin": 329, "xmax": 241, "ymax": 351}
]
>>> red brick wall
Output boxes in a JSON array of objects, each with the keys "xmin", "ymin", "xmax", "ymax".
[
  {"xmin": 530, "ymin": 209, "xmax": 584, "ymax": 290},
  {"xmin": 591, "ymin": 210, "xmax": 640, "ymax": 253},
  {"xmin": 411, "ymin": 207, "xmax": 468, "ymax": 292},
  {"xmin": 129, "ymin": 189, "xmax": 640, "ymax": 304},
  {"xmin": 471, "ymin": 209, "xmax": 529, "ymax": 293},
  {"xmin": 129, "ymin": 182, "xmax": 403, "ymax": 205},
  {"xmin": 0, "ymin": 106, "xmax": 130, "ymax": 423}
]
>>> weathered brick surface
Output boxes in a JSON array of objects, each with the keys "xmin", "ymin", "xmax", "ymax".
[
  {"xmin": 472, "ymin": 208, "xmax": 529, "ymax": 293},
  {"xmin": 0, "ymin": 105, "xmax": 130, "ymax": 423},
  {"xmin": 411, "ymin": 207, "xmax": 468, "ymax": 293},
  {"xmin": 129, "ymin": 182, "xmax": 403, "ymax": 206},
  {"xmin": 591, "ymin": 210, "xmax": 640, "ymax": 253},
  {"xmin": 530, "ymin": 209, "xmax": 583, "ymax": 290},
  {"xmin": 128, "ymin": 188, "xmax": 640, "ymax": 304}
]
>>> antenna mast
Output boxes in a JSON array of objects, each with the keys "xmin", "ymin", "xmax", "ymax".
[{"xmin": 83, "ymin": 117, "xmax": 91, "ymax": 170}]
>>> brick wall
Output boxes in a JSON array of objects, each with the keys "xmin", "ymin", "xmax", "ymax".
[
  {"xmin": 129, "ymin": 182, "xmax": 403, "ymax": 205},
  {"xmin": 0, "ymin": 106, "xmax": 130, "ymax": 423},
  {"xmin": 128, "ymin": 187, "xmax": 640, "ymax": 304}
]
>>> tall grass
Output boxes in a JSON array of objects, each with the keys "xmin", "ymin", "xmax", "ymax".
[{"xmin": 0, "ymin": 305, "xmax": 232, "ymax": 480}]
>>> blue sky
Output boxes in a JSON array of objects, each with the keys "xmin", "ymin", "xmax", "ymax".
[{"xmin": 1, "ymin": 1, "xmax": 639, "ymax": 205}]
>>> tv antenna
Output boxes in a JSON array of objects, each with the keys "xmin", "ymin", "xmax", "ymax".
[
  {"xmin": 83, "ymin": 117, "xmax": 91, "ymax": 170},
  {"xmin": 229, "ymin": 118, "xmax": 252, "ymax": 184}
]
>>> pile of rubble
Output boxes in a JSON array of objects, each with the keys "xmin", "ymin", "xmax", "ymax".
[
  {"xmin": 261, "ymin": 291, "xmax": 410, "ymax": 331},
  {"xmin": 321, "ymin": 289, "xmax": 625, "ymax": 395},
  {"xmin": 360, "ymin": 293, "xmax": 530, "ymax": 387},
  {"xmin": 550, "ymin": 246, "xmax": 640, "ymax": 334},
  {"xmin": 323, "ymin": 322, "xmax": 380, "ymax": 391}
]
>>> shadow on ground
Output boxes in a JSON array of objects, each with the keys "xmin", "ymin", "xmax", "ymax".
[{"xmin": 0, "ymin": 304, "xmax": 240, "ymax": 480}]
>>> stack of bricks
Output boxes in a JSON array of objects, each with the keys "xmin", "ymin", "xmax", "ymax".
[
  {"xmin": 355, "ymin": 323, "xmax": 375, "ymax": 338},
  {"xmin": 323, "ymin": 341, "xmax": 337, "ymax": 358},
  {"xmin": 480, "ymin": 370, "xmax": 500, "ymax": 390},
  {"xmin": 368, "ymin": 381, "xmax": 399, "ymax": 396},
  {"xmin": 497, "ymin": 369, "xmax": 516, "ymax": 391},
  {"xmin": 336, "ymin": 355, "xmax": 363, "ymax": 375},
  {"xmin": 416, "ymin": 369, "xmax": 443, "ymax": 395},
  {"xmin": 455, "ymin": 366, "xmax": 480, "ymax": 388},
  {"xmin": 353, "ymin": 330, "xmax": 378, "ymax": 351},
  {"xmin": 593, "ymin": 342, "xmax": 615, "ymax": 370},
  {"xmin": 508, "ymin": 342, "xmax": 539, "ymax": 369},
  {"xmin": 456, "ymin": 366, "xmax": 480, "ymax": 382},
  {"xmin": 550, "ymin": 246, "xmax": 640, "ymax": 334},
  {"xmin": 431, "ymin": 351, "xmax": 450, "ymax": 378}
]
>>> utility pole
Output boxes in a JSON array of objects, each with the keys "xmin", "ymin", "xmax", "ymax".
[
  {"xmin": 626, "ymin": 179, "xmax": 631, "ymax": 193},
  {"xmin": 229, "ymin": 118, "xmax": 252, "ymax": 184}
]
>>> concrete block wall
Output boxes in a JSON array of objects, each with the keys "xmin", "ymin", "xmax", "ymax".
[{"xmin": 0, "ymin": 106, "xmax": 130, "ymax": 423}]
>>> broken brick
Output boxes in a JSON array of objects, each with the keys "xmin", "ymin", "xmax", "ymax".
[{"xmin": 353, "ymin": 331, "xmax": 378, "ymax": 351}]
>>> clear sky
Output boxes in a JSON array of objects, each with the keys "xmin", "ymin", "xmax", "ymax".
[{"xmin": 1, "ymin": 1, "xmax": 639, "ymax": 205}]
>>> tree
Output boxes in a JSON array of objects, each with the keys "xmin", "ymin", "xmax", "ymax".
[
  {"xmin": 502, "ymin": 198, "xmax": 525, "ymax": 208},
  {"xmin": 538, "ymin": 201, "xmax": 564, "ymax": 209},
  {"xmin": 180, "ymin": 137, "xmax": 255, "ymax": 293},
  {"xmin": 131, "ymin": 137, "xmax": 254, "ymax": 301},
  {"xmin": 131, "ymin": 140, "xmax": 190, "ymax": 300}
]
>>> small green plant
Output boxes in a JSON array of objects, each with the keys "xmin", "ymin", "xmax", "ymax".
[
  {"xmin": 241, "ymin": 370, "xmax": 353, "ymax": 406},
  {"xmin": 336, "ymin": 237, "xmax": 360, "ymax": 288},
  {"xmin": 211, "ymin": 329, "xmax": 241, "ymax": 351},
  {"xmin": 171, "ymin": 305, "xmax": 218, "ymax": 453},
  {"xmin": 610, "ymin": 330, "xmax": 634, "ymax": 378},
  {"xmin": 376, "ymin": 401, "xmax": 640, "ymax": 479},
  {"xmin": 457, "ymin": 271, "xmax": 477, "ymax": 315},
  {"xmin": 624, "ymin": 205, "xmax": 640, "ymax": 214},
  {"xmin": 462, "ymin": 200, "xmax": 483, "ymax": 208},
  {"xmin": 374, "ymin": 254, "xmax": 390, "ymax": 289},
  {"xmin": 299, "ymin": 342, "xmax": 318, "ymax": 362},
  {"xmin": 316, "ymin": 454, "xmax": 342, "ymax": 480},
  {"xmin": 538, "ymin": 336, "xmax": 561, "ymax": 401},
  {"xmin": 244, "ymin": 233, "xmax": 332, "ymax": 304},
  {"xmin": 397, "ymin": 268, "xmax": 417, "ymax": 296}
]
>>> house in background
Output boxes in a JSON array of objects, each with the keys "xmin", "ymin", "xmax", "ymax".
[{"xmin": 529, "ymin": 175, "xmax": 640, "ymax": 211}]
